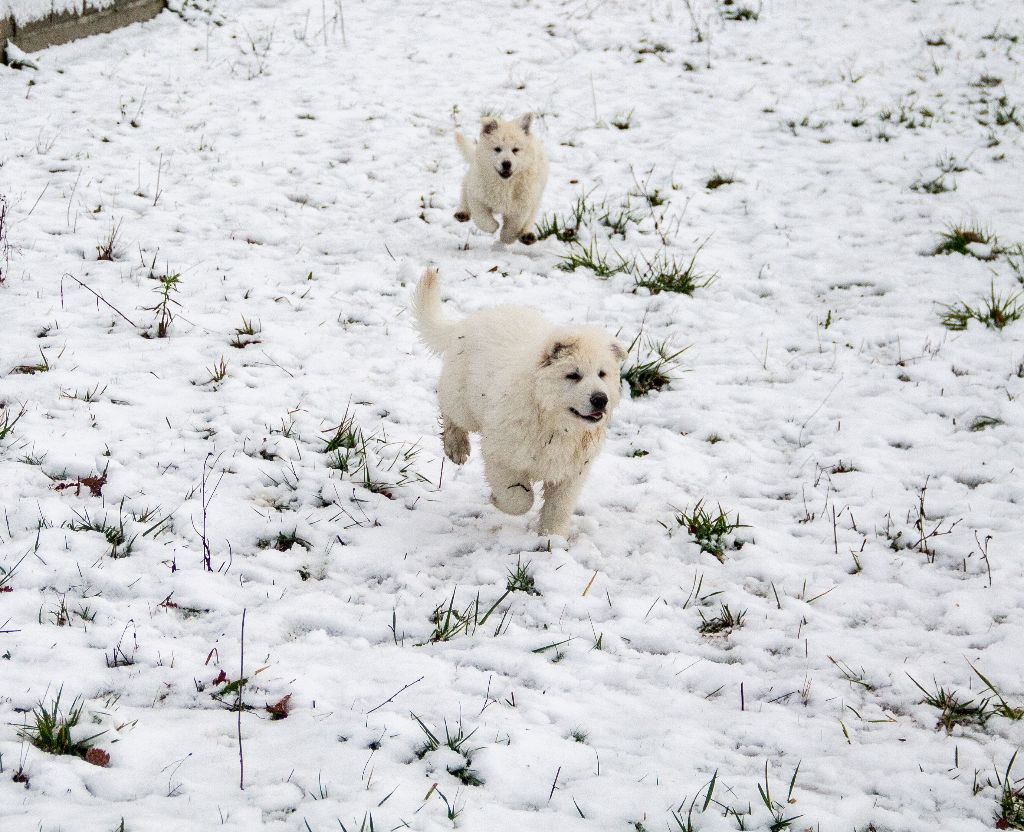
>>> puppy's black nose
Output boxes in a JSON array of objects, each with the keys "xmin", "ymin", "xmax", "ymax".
[
  {"xmin": 590, "ymin": 392, "xmax": 608, "ymax": 411},
  {"xmin": 501, "ymin": 160, "xmax": 512, "ymax": 171}
]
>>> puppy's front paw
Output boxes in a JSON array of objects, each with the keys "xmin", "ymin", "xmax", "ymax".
[
  {"xmin": 518, "ymin": 231, "xmax": 537, "ymax": 245},
  {"xmin": 443, "ymin": 431, "xmax": 470, "ymax": 465},
  {"xmin": 454, "ymin": 211, "xmax": 470, "ymax": 223},
  {"xmin": 491, "ymin": 482, "xmax": 534, "ymax": 515},
  {"xmin": 538, "ymin": 520, "xmax": 570, "ymax": 538}
]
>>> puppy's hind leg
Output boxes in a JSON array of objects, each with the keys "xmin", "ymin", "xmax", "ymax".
[
  {"xmin": 442, "ymin": 415, "xmax": 470, "ymax": 465},
  {"xmin": 483, "ymin": 454, "xmax": 534, "ymax": 516},
  {"xmin": 454, "ymin": 180, "xmax": 471, "ymax": 223},
  {"xmin": 538, "ymin": 475, "xmax": 586, "ymax": 537}
]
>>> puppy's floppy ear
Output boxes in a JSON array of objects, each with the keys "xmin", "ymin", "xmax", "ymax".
[
  {"xmin": 480, "ymin": 118, "xmax": 499, "ymax": 135},
  {"xmin": 540, "ymin": 337, "xmax": 577, "ymax": 367},
  {"xmin": 518, "ymin": 113, "xmax": 534, "ymax": 134},
  {"xmin": 610, "ymin": 339, "xmax": 628, "ymax": 362}
]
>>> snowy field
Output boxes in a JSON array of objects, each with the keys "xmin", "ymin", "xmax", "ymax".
[{"xmin": 2, "ymin": 1, "xmax": 1023, "ymax": 830}]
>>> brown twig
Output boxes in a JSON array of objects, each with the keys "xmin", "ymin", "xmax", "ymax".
[{"xmin": 61, "ymin": 272, "xmax": 138, "ymax": 328}]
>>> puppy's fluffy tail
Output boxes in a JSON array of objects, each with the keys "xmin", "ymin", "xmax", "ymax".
[
  {"xmin": 412, "ymin": 268, "xmax": 457, "ymax": 355},
  {"xmin": 454, "ymin": 132, "xmax": 475, "ymax": 164}
]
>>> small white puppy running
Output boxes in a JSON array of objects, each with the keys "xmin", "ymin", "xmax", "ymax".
[
  {"xmin": 413, "ymin": 268, "xmax": 626, "ymax": 537},
  {"xmin": 454, "ymin": 114, "xmax": 548, "ymax": 245}
]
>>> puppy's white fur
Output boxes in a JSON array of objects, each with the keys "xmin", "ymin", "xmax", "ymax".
[
  {"xmin": 454, "ymin": 114, "xmax": 548, "ymax": 245},
  {"xmin": 413, "ymin": 269, "xmax": 625, "ymax": 537}
]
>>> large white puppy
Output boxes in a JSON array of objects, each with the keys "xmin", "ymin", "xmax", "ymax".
[
  {"xmin": 413, "ymin": 269, "xmax": 625, "ymax": 537},
  {"xmin": 454, "ymin": 114, "xmax": 548, "ymax": 245}
]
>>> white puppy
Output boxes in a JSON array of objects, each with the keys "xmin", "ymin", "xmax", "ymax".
[
  {"xmin": 413, "ymin": 268, "xmax": 625, "ymax": 537},
  {"xmin": 454, "ymin": 114, "xmax": 548, "ymax": 245}
]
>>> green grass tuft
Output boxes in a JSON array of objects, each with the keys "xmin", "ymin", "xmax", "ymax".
[
  {"xmin": 672, "ymin": 499, "xmax": 747, "ymax": 561},
  {"xmin": 67, "ymin": 505, "xmax": 136, "ymax": 558},
  {"xmin": 931, "ymin": 223, "xmax": 996, "ymax": 258},
  {"xmin": 907, "ymin": 674, "xmax": 991, "ymax": 732},
  {"xmin": 556, "ymin": 239, "xmax": 632, "ymax": 278},
  {"xmin": 412, "ymin": 714, "xmax": 484, "ymax": 786},
  {"xmin": 706, "ymin": 170, "xmax": 736, "ymax": 190},
  {"xmin": 939, "ymin": 283, "xmax": 1023, "ymax": 331},
  {"xmin": 18, "ymin": 687, "xmax": 105, "ymax": 758},
  {"xmin": 698, "ymin": 603, "xmax": 746, "ymax": 635},
  {"xmin": 997, "ymin": 751, "xmax": 1024, "ymax": 830},
  {"xmin": 632, "ymin": 247, "xmax": 716, "ymax": 295},
  {"xmin": 506, "ymin": 557, "xmax": 541, "ymax": 595},
  {"xmin": 620, "ymin": 333, "xmax": 688, "ymax": 398}
]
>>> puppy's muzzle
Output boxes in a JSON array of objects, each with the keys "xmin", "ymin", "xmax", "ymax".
[{"xmin": 498, "ymin": 161, "xmax": 513, "ymax": 179}]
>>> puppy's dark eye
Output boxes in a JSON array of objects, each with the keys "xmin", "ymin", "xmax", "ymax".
[
  {"xmin": 566, "ymin": 371, "xmax": 582, "ymax": 382},
  {"xmin": 512, "ymin": 148, "xmax": 520, "ymax": 154},
  {"xmin": 598, "ymin": 370, "xmax": 607, "ymax": 379},
  {"xmin": 494, "ymin": 147, "xmax": 502, "ymax": 153}
]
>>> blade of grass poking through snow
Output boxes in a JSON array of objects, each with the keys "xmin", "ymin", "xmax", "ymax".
[
  {"xmin": 620, "ymin": 330, "xmax": 689, "ymax": 398},
  {"xmin": 556, "ymin": 238, "xmax": 632, "ymax": 277},
  {"xmin": 998, "ymin": 750, "xmax": 1024, "ymax": 830},
  {"xmin": 969, "ymin": 663, "xmax": 1024, "ymax": 720},
  {"xmin": 906, "ymin": 673, "xmax": 992, "ymax": 732},
  {"xmin": 632, "ymin": 243, "xmax": 717, "ymax": 295}
]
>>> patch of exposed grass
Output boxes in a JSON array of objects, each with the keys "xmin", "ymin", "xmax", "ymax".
[
  {"xmin": 536, "ymin": 193, "xmax": 597, "ymax": 242},
  {"xmin": 18, "ymin": 688, "xmax": 105, "ymax": 758},
  {"xmin": 698, "ymin": 603, "xmax": 746, "ymax": 635},
  {"xmin": 204, "ymin": 356, "xmax": 228, "ymax": 385},
  {"xmin": 620, "ymin": 333, "xmax": 688, "ymax": 398},
  {"xmin": 419, "ymin": 587, "xmax": 512, "ymax": 645},
  {"xmin": 611, "ymin": 109, "xmax": 634, "ymax": 130},
  {"xmin": 0, "ymin": 402, "xmax": 27, "ymax": 443},
  {"xmin": 67, "ymin": 505, "xmax": 136, "ymax": 558},
  {"xmin": 258, "ymin": 529, "xmax": 311, "ymax": 552},
  {"xmin": 95, "ymin": 220, "xmax": 124, "ymax": 261},
  {"xmin": 671, "ymin": 499, "xmax": 747, "ymax": 561},
  {"xmin": 1006, "ymin": 244, "xmax": 1024, "ymax": 284},
  {"xmin": 632, "ymin": 247, "xmax": 716, "ymax": 295},
  {"xmin": 322, "ymin": 406, "xmax": 428, "ymax": 498},
  {"xmin": 636, "ymin": 39, "xmax": 673, "ymax": 59},
  {"xmin": 968, "ymin": 415, "xmax": 1002, "ymax": 432},
  {"xmin": 911, "ymin": 175, "xmax": 956, "ymax": 194},
  {"xmin": 970, "ymin": 663, "xmax": 1024, "ymax": 721},
  {"xmin": 556, "ymin": 239, "xmax": 632, "ymax": 278},
  {"xmin": 936, "ymin": 152, "xmax": 968, "ymax": 173},
  {"xmin": 11, "ymin": 348, "xmax": 52, "ymax": 375},
  {"xmin": 412, "ymin": 714, "xmax": 484, "ymax": 786},
  {"xmin": 722, "ymin": 1, "xmax": 759, "ymax": 21},
  {"xmin": 706, "ymin": 170, "xmax": 736, "ymax": 190},
  {"xmin": 506, "ymin": 557, "xmax": 540, "ymax": 595},
  {"xmin": 598, "ymin": 201, "xmax": 643, "ymax": 237},
  {"xmin": 939, "ymin": 283, "xmax": 1023, "ymax": 331},
  {"xmin": 230, "ymin": 316, "xmax": 262, "ymax": 348},
  {"xmin": 931, "ymin": 223, "xmax": 996, "ymax": 258},
  {"xmin": 879, "ymin": 97, "xmax": 936, "ymax": 130},
  {"xmin": 907, "ymin": 674, "xmax": 991, "ymax": 733}
]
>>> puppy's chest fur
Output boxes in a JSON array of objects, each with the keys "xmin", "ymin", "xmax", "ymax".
[
  {"xmin": 510, "ymin": 417, "xmax": 605, "ymax": 484},
  {"xmin": 470, "ymin": 167, "xmax": 533, "ymax": 214}
]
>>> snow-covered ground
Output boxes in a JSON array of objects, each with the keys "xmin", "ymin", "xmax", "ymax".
[
  {"xmin": 1, "ymin": 1, "xmax": 1023, "ymax": 830},
  {"xmin": 3, "ymin": 1, "xmax": 116, "ymax": 26}
]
